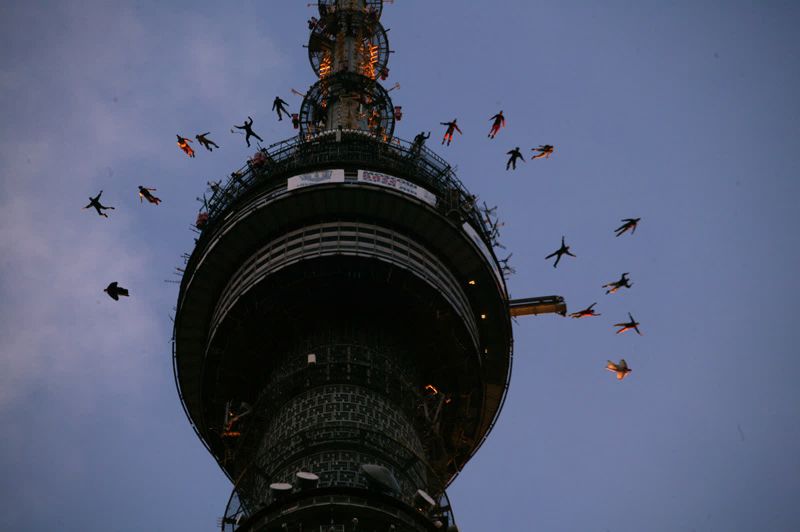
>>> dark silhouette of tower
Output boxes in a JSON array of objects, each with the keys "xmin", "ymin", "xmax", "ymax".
[{"xmin": 173, "ymin": 2, "xmax": 562, "ymax": 530}]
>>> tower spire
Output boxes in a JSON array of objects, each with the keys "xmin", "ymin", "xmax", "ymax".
[{"xmin": 303, "ymin": 0, "xmax": 395, "ymax": 138}]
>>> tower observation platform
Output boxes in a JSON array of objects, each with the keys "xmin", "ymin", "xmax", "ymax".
[{"xmin": 172, "ymin": 2, "xmax": 540, "ymax": 530}]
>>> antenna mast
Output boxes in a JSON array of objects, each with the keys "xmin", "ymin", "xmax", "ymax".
[{"xmin": 302, "ymin": 0, "xmax": 396, "ymax": 138}]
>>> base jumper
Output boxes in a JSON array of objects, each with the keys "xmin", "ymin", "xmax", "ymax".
[
  {"xmin": 506, "ymin": 147, "xmax": 524, "ymax": 170},
  {"xmin": 440, "ymin": 119, "xmax": 462, "ymax": 146},
  {"xmin": 272, "ymin": 97, "xmax": 290, "ymax": 121},
  {"xmin": 83, "ymin": 190, "xmax": 115, "ymax": 218},
  {"xmin": 234, "ymin": 116, "xmax": 263, "ymax": 147},
  {"xmin": 615, "ymin": 218, "xmax": 641, "ymax": 237},
  {"xmin": 531, "ymin": 144, "xmax": 554, "ymax": 159},
  {"xmin": 138, "ymin": 186, "xmax": 161, "ymax": 205},
  {"xmin": 603, "ymin": 272, "xmax": 633, "ymax": 294},
  {"xmin": 569, "ymin": 303, "xmax": 600, "ymax": 319},
  {"xmin": 488, "ymin": 111, "xmax": 505, "ymax": 139},
  {"xmin": 104, "ymin": 281, "xmax": 129, "ymax": 301},
  {"xmin": 177, "ymin": 135, "xmax": 195, "ymax": 158},
  {"xmin": 614, "ymin": 313, "xmax": 642, "ymax": 335},
  {"xmin": 544, "ymin": 236, "xmax": 576, "ymax": 268},
  {"xmin": 411, "ymin": 131, "xmax": 430, "ymax": 154},
  {"xmin": 606, "ymin": 359, "xmax": 632, "ymax": 380},
  {"xmin": 195, "ymin": 132, "xmax": 219, "ymax": 151}
]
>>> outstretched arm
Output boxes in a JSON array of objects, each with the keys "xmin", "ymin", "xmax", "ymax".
[{"xmin": 454, "ymin": 124, "xmax": 462, "ymax": 134}]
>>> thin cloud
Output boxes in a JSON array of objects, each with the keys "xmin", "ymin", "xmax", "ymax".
[{"xmin": 0, "ymin": 3, "xmax": 286, "ymax": 412}]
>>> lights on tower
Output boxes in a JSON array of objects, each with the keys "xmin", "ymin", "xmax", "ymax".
[
  {"xmin": 319, "ymin": 54, "xmax": 332, "ymax": 78},
  {"xmin": 365, "ymin": 43, "xmax": 379, "ymax": 78}
]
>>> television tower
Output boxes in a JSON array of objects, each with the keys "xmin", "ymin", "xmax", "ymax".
[{"xmin": 173, "ymin": 2, "xmax": 565, "ymax": 530}]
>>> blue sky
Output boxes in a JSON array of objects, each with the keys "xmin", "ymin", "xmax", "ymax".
[{"xmin": 1, "ymin": 1, "xmax": 799, "ymax": 531}]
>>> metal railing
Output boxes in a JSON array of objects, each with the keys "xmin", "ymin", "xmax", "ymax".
[{"xmin": 195, "ymin": 130, "xmax": 491, "ymax": 248}]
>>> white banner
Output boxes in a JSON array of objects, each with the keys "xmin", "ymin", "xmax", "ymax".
[
  {"xmin": 287, "ymin": 169, "xmax": 345, "ymax": 191},
  {"xmin": 357, "ymin": 170, "xmax": 438, "ymax": 207}
]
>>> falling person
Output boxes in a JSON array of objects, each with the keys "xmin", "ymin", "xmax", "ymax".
[
  {"xmin": 138, "ymin": 186, "xmax": 161, "ymax": 205},
  {"xmin": 614, "ymin": 313, "xmax": 642, "ymax": 335},
  {"xmin": 234, "ymin": 116, "xmax": 264, "ymax": 147},
  {"xmin": 603, "ymin": 272, "xmax": 633, "ymax": 294},
  {"xmin": 506, "ymin": 147, "xmax": 524, "ymax": 170},
  {"xmin": 569, "ymin": 303, "xmax": 601, "ymax": 319},
  {"xmin": 488, "ymin": 111, "xmax": 505, "ymax": 139},
  {"xmin": 104, "ymin": 281, "xmax": 129, "ymax": 301},
  {"xmin": 614, "ymin": 217, "xmax": 641, "ymax": 237},
  {"xmin": 177, "ymin": 135, "xmax": 195, "ymax": 158},
  {"xmin": 83, "ymin": 190, "xmax": 115, "ymax": 218},
  {"xmin": 544, "ymin": 236, "xmax": 576, "ymax": 268},
  {"xmin": 606, "ymin": 359, "xmax": 632, "ymax": 380},
  {"xmin": 440, "ymin": 119, "xmax": 462, "ymax": 146},
  {"xmin": 272, "ymin": 97, "xmax": 290, "ymax": 121},
  {"xmin": 195, "ymin": 132, "xmax": 219, "ymax": 151},
  {"xmin": 531, "ymin": 144, "xmax": 554, "ymax": 159}
]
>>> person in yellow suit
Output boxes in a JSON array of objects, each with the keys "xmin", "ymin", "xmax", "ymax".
[{"xmin": 176, "ymin": 134, "xmax": 195, "ymax": 158}]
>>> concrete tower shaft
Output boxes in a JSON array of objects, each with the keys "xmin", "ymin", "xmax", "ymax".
[{"xmin": 173, "ymin": 3, "xmax": 514, "ymax": 531}]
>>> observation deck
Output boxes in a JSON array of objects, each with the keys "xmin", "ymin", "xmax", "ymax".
[{"xmin": 173, "ymin": 132, "xmax": 513, "ymax": 522}]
